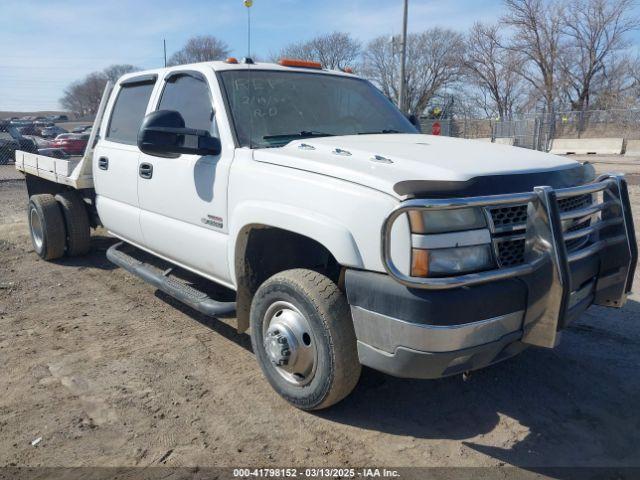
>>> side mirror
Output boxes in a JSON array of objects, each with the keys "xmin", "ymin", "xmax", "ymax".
[
  {"xmin": 137, "ymin": 110, "xmax": 221, "ymax": 157},
  {"xmin": 405, "ymin": 113, "xmax": 422, "ymax": 132}
]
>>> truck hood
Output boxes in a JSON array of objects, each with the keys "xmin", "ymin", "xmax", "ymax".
[{"xmin": 254, "ymin": 134, "xmax": 584, "ymax": 198}]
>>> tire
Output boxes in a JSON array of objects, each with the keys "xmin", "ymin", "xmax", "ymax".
[
  {"xmin": 250, "ymin": 269, "xmax": 361, "ymax": 410},
  {"xmin": 28, "ymin": 194, "xmax": 66, "ymax": 260},
  {"xmin": 55, "ymin": 191, "xmax": 90, "ymax": 256}
]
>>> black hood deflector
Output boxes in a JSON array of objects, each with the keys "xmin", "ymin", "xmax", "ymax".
[{"xmin": 394, "ymin": 163, "xmax": 596, "ymax": 198}]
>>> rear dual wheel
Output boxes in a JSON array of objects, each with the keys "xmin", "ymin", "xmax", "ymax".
[
  {"xmin": 28, "ymin": 192, "xmax": 90, "ymax": 260},
  {"xmin": 55, "ymin": 192, "xmax": 91, "ymax": 257},
  {"xmin": 29, "ymin": 194, "xmax": 66, "ymax": 260}
]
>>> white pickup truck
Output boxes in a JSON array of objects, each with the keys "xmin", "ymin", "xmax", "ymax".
[{"xmin": 15, "ymin": 58, "xmax": 638, "ymax": 410}]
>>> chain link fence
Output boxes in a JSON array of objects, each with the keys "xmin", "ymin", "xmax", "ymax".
[
  {"xmin": 549, "ymin": 109, "xmax": 640, "ymax": 141},
  {"xmin": 0, "ymin": 132, "xmax": 18, "ymax": 165},
  {"xmin": 0, "ymin": 164, "xmax": 24, "ymax": 182},
  {"xmin": 420, "ymin": 117, "xmax": 550, "ymax": 151},
  {"xmin": 0, "ymin": 126, "xmax": 34, "ymax": 181},
  {"xmin": 0, "ymin": 127, "xmax": 38, "ymax": 165},
  {"xmin": 419, "ymin": 108, "xmax": 640, "ymax": 152}
]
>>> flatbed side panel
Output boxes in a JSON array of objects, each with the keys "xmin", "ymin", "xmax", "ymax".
[{"xmin": 15, "ymin": 151, "xmax": 94, "ymax": 190}]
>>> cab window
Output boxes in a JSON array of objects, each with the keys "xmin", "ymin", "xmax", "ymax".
[
  {"xmin": 106, "ymin": 80, "xmax": 155, "ymax": 145},
  {"xmin": 158, "ymin": 73, "xmax": 217, "ymax": 136}
]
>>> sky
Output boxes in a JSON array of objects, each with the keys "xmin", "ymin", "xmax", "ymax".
[{"xmin": 1, "ymin": 0, "xmax": 639, "ymax": 112}]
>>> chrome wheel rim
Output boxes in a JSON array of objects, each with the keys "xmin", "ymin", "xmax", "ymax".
[
  {"xmin": 263, "ymin": 301, "xmax": 318, "ymax": 386},
  {"xmin": 30, "ymin": 207, "xmax": 43, "ymax": 251}
]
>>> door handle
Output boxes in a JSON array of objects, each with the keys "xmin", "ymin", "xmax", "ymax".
[
  {"xmin": 139, "ymin": 162, "xmax": 153, "ymax": 179},
  {"xmin": 98, "ymin": 157, "xmax": 109, "ymax": 170}
]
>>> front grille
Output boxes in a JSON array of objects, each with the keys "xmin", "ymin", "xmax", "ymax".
[
  {"xmin": 489, "ymin": 194, "xmax": 592, "ymax": 230},
  {"xmin": 497, "ymin": 239, "xmax": 526, "ymax": 267},
  {"xmin": 558, "ymin": 194, "xmax": 593, "ymax": 212},
  {"xmin": 489, "ymin": 205, "xmax": 528, "ymax": 230},
  {"xmin": 491, "ymin": 193, "xmax": 594, "ymax": 268},
  {"xmin": 565, "ymin": 218, "xmax": 592, "ymax": 251}
]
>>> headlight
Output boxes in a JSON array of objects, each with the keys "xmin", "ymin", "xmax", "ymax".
[
  {"xmin": 407, "ymin": 206, "xmax": 494, "ymax": 277},
  {"xmin": 411, "ymin": 245, "xmax": 494, "ymax": 277},
  {"xmin": 408, "ymin": 207, "xmax": 486, "ymax": 234}
]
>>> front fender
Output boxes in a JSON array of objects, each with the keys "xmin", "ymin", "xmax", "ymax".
[{"xmin": 228, "ymin": 200, "xmax": 364, "ymax": 285}]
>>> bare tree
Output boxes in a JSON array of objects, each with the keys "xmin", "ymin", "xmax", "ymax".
[
  {"xmin": 103, "ymin": 64, "xmax": 138, "ymax": 83},
  {"xmin": 362, "ymin": 28, "xmax": 465, "ymax": 115},
  {"xmin": 502, "ymin": 0, "xmax": 565, "ymax": 112},
  {"xmin": 463, "ymin": 23, "xmax": 524, "ymax": 118},
  {"xmin": 60, "ymin": 72, "xmax": 106, "ymax": 118},
  {"xmin": 60, "ymin": 83, "xmax": 88, "ymax": 117},
  {"xmin": 588, "ymin": 53, "xmax": 639, "ymax": 109},
  {"xmin": 629, "ymin": 55, "xmax": 640, "ymax": 102},
  {"xmin": 167, "ymin": 36, "xmax": 230, "ymax": 66},
  {"xmin": 60, "ymin": 64, "xmax": 139, "ymax": 117},
  {"xmin": 276, "ymin": 32, "xmax": 361, "ymax": 70},
  {"xmin": 560, "ymin": 0, "xmax": 639, "ymax": 111}
]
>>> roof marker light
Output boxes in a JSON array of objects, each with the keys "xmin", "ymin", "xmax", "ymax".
[
  {"xmin": 278, "ymin": 58, "xmax": 323, "ymax": 69},
  {"xmin": 226, "ymin": 57, "xmax": 238, "ymax": 64}
]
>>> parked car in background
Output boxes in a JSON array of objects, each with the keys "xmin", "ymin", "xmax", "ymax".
[
  {"xmin": 10, "ymin": 119, "xmax": 32, "ymax": 127},
  {"xmin": 0, "ymin": 130, "xmax": 37, "ymax": 164},
  {"xmin": 24, "ymin": 135, "xmax": 52, "ymax": 148},
  {"xmin": 47, "ymin": 114, "xmax": 69, "ymax": 122},
  {"xmin": 72, "ymin": 125, "xmax": 92, "ymax": 133},
  {"xmin": 41, "ymin": 126, "xmax": 68, "ymax": 139},
  {"xmin": 53, "ymin": 133, "xmax": 73, "ymax": 141},
  {"xmin": 37, "ymin": 147, "xmax": 70, "ymax": 159},
  {"xmin": 50, "ymin": 133, "xmax": 89, "ymax": 155},
  {"xmin": 18, "ymin": 125, "xmax": 42, "ymax": 136}
]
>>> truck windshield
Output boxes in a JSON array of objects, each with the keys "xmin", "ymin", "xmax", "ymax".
[{"xmin": 219, "ymin": 70, "xmax": 418, "ymax": 148}]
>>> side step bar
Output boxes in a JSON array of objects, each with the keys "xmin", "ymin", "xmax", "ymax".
[{"xmin": 106, "ymin": 242, "xmax": 236, "ymax": 316}]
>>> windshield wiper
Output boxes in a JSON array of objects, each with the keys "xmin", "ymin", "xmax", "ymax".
[
  {"xmin": 263, "ymin": 130, "xmax": 334, "ymax": 141},
  {"xmin": 357, "ymin": 129, "xmax": 401, "ymax": 135}
]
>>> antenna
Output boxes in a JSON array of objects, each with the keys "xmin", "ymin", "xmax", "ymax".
[
  {"xmin": 163, "ymin": 39, "xmax": 167, "ymax": 67},
  {"xmin": 244, "ymin": 0, "xmax": 254, "ymax": 149},
  {"xmin": 245, "ymin": 0, "xmax": 252, "ymax": 57}
]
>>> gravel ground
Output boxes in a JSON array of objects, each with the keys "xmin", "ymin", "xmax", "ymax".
[{"xmin": 1, "ymin": 161, "xmax": 639, "ymax": 476}]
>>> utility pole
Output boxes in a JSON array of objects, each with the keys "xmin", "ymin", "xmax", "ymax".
[{"xmin": 398, "ymin": 0, "xmax": 409, "ymax": 113}]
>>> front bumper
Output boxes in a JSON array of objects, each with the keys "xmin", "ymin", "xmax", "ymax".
[{"xmin": 347, "ymin": 174, "xmax": 637, "ymax": 379}]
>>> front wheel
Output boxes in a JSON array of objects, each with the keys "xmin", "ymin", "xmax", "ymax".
[{"xmin": 250, "ymin": 269, "xmax": 361, "ymax": 410}]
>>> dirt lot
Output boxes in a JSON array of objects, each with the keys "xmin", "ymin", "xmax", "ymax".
[{"xmin": 1, "ymin": 162, "xmax": 639, "ymax": 475}]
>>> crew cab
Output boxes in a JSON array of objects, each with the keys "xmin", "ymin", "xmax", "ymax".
[{"xmin": 15, "ymin": 59, "xmax": 638, "ymax": 410}]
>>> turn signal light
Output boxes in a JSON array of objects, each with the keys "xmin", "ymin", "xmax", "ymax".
[
  {"xmin": 411, "ymin": 249, "xmax": 430, "ymax": 277},
  {"xmin": 408, "ymin": 211, "xmax": 426, "ymax": 234},
  {"xmin": 278, "ymin": 58, "xmax": 323, "ymax": 69}
]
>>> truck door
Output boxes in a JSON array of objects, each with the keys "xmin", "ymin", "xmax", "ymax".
[
  {"xmin": 137, "ymin": 70, "xmax": 233, "ymax": 285},
  {"xmin": 93, "ymin": 75, "xmax": 157, "ymax": 245}
]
